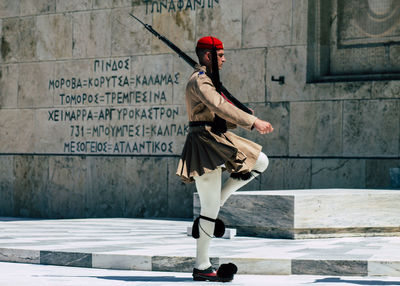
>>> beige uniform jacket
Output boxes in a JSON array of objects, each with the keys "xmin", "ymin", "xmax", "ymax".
[
  {"xmin": 176, "ymin": 65, "xmax": 262, "ymax": 183},
  {"xmin": 186, "ymin": 65, "xmax": 257, "ymax": 130}
]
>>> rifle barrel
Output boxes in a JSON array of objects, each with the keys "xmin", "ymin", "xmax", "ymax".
[{"xmin": 129, "ymin": 13, "xmax": 144, "ymax": 25}]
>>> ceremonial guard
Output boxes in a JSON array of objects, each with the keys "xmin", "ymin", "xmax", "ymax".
[{"xmin": 176, "ymin": 36, "xmax": 273, "ymax": 282}]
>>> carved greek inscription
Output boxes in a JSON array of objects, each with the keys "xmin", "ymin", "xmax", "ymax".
[
  {"xmin": 45, "ymin": 58, "xmax": 187, "ymax": 155},
  {"xmin": 143, "ymin": 0, "xmax": 219, "ymax": 14}
]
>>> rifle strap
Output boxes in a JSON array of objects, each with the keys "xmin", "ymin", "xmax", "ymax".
[{"xmin": 210, "ymin": 46, "xmax": 228, "ymax": 134}]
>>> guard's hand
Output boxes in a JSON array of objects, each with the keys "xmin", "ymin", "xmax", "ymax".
[{"xmin": 253, "ymin": 119, "xmax": 273, "ymax": 134}]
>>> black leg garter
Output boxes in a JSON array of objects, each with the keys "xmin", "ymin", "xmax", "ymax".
[
  {"xmin": 230, "ymin": 170, "xmax": 261, "ymax": 180},
  {"xmin": 192, "ymin": 215, "xmax": 225, "ymax": 239}
]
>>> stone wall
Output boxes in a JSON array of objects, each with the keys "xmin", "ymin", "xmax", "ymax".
[{"xmin": 0, "ymin": 0, "xmax": 399, "ymax": 219}]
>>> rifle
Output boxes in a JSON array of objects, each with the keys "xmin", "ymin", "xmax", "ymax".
[
  {"xmin": 129, "ymin": 13, "xmax": 252, "ymax": 115},
  {"xmin": 210, "ymin": 45, "xmax": 228, "ymax": 133}
]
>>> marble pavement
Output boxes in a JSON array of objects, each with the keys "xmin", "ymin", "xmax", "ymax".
[{"xmin": 0, "ymin": 217, "xmax": 400, "ymax": 277}]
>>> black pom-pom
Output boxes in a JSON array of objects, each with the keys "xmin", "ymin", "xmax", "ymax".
[
  {"xmin": 230, "ymin": 172, "xmax": 252, "ymax": 180},
  {"xmin": 214, "ymin": 219, "xmax": 225, "ymax": 238},
  {"xmin": 217, "ymin": 263, "xmax": 238, "ymax": 279},
  {"xmin": 192, "ymin": 217, "xmax": 200, "ymax": 239}
]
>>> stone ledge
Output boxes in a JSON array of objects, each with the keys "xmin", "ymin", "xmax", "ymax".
[{"xmin": 194, "ymin": 189, "xmax": 400, "ymax": 239}]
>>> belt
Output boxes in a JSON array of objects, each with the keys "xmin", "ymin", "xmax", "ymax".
[{"xmin": 188, "ymin": 121, "xmax": 214, "ymax": 127}]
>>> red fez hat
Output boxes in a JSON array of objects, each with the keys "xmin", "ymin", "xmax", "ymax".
[{"xmin": 196, "ymin": 36, "xmax": 224, "ymax": 50}]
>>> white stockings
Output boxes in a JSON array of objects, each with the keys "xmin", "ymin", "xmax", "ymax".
[
  {"xmin": 193, "ymin": 152, "xmax": 269, "ymax": 270},
  {"xmin": 194, "ymin": 167, "xmax": 222, "ymax": 270},
  {"xmin": 220, "ymin": 152, "xmax": 269, "ymax": 206}
]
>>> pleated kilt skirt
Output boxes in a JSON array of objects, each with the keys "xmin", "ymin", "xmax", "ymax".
[{"xmin": 176, "ymin": 125, "xmax": 262, "ymax": 183}]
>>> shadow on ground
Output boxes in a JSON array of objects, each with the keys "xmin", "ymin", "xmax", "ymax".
[
  {"xmin": 96, "ymin": 275, "xmax": 193, "ymax": 282},
  {"xmin": 314, "ymin": 277, "xmax": 400, "ymax": 285}
]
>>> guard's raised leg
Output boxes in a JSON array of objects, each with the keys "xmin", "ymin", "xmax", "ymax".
[{"xmin": 220, "ymin": 152, "xmax": 269, "ymax": 206}]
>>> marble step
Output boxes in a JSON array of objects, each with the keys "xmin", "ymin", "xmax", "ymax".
[
  {"xmin": 1, "ymin": 246, "xmax": 399, "ymax": 277},
  {"xmin": 193, "ymin": 189, "xmax": 400, "ymax": 239},
  {"xmin": 1, "ymin": 217, "xmax": 399, "ymax": 277}
]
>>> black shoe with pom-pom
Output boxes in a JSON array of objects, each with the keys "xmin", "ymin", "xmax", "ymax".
[{"xmin": 192, "ymin": 263, "xmax": 238, "ymax": 282}]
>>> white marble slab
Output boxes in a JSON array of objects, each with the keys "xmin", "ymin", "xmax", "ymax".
[
  {"xmin": 294, "ymin": 189, "xmax": 400, "ymax": 228},
  {"xmin": 92, "ymin": 254, "xmax": 151, "ymax": 271},
  {"xmin": 219, "ymin": 257, "xmax": 291, "ymax": 275},
  {"xmin": 368, "ymin": 261, "xmax": 400, "ymax": 276}
]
